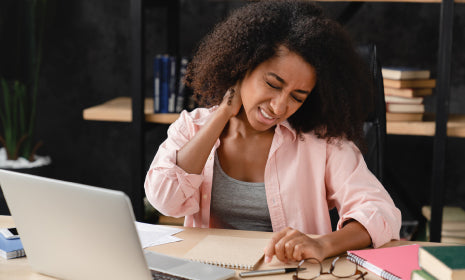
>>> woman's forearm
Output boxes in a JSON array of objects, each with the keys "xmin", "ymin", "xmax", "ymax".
[
  {"xmin": 264, "ymin": 221, "xmax": 372, "ymax": 263},
  {"xmin": 176, "ymin": 107, "xmax": 231, "ymax": 174},
  {"xmin": 316, "ymin": 220, "xmax": 372, "ymax": 259}
]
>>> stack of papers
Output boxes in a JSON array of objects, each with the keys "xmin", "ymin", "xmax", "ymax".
[{"xmin": 135, "ymin": 222, "xmax": 183, "ymax": 248}]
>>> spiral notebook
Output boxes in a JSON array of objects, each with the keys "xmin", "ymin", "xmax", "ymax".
[
  {"xmin": 183, "ymin": 235, "xmax": 270, "ymax": 270},
  {"xmin": 347, "ymin": 244, "xmax": 420, "ymax": 280}
]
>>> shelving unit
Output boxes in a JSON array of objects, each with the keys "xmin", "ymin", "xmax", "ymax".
[
  {"xmin": 82, "ymin": 0, "xmax": 462, "ymax": 241},
  {"xmin": 83, "ymin": 97, "xmax": 465, "ymax": 137},
  {"xmin": 83, "ymin": 97, "xmax": 178, "ymax": 124}
]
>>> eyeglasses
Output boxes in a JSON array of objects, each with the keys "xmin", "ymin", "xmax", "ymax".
[{"xmin": 293, "ymin": 255, "xmax": 367, "ymax": 280}]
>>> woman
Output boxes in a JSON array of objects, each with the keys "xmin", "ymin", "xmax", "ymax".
[{"xmin": 145, "ymin": 0, "xmax": 401, "ymax": 263}]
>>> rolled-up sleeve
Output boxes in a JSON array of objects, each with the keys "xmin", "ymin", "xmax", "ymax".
[
  {"xmin": 325, "ymin": 141, "xmax": 402, "ymax": 248},
  {"xmin": 144, "ymin": 110, "xmax": 205, "ymax": 217}
]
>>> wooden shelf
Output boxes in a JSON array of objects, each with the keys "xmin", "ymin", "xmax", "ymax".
[
  {"xmin": 387, "ymin": 114, "xmax": 465, "ymax": 137},
  {"xmin": 83, "ymin": 97, "xmax": 179, "ymax": 124},
  {"xmin": 84, "ymin": 98, "xmax": 465, "ymax": 137}
]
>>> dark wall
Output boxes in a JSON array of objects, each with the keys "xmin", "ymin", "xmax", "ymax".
[{"xmin": 1, "ymin": 0, "xmax": 464, "ymax": 221}]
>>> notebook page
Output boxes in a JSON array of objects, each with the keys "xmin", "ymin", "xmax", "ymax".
[
  {"xmin": 348, "ymin": 244, "xmax": 420, "ymax": 280},
  {"xmin": 183, "ymin": 235, "xmax": 270, "ymax": 270}
]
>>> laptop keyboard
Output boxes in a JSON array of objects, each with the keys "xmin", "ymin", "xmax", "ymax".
[{"xmin": 151, "ymin": 269, "xmax": 190, "ymax": 280}]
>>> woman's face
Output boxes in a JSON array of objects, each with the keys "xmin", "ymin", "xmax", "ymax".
[{"xmin": 239, "ymin": 46, "xmax": 317, "ymax": 132}]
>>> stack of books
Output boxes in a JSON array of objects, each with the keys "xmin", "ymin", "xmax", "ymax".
[
  {"xmin": 0, "ymin": 230, "xmax": 25, "ymax": 259},
  {"xmin": 153, "ymin": 55, "xmax": 189, "ymax": 113},
  {"xmin": 422, "ymin": 205, "xmax": 465, "ymax": 244},
  {"xmin": 382, "ymin": 67, "xmax": 435, "ymax": 121},
  {"xmin": 413, "ymin": 245, "xmax": 465, "ymax": 280}
]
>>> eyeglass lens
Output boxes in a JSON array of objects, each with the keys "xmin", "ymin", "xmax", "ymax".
[{"xmin": 295, "ymin": 256, "xmax": 364, "ymax": 280}]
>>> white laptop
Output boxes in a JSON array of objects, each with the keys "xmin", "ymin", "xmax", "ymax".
[{"xmin": 0, "ymin": 169, "xmax": 235, "ymax": 280}]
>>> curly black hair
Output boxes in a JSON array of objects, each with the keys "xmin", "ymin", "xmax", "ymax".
[{"xmin": 185, "ymin": 0, "xmax": 373, "ymax": 145}]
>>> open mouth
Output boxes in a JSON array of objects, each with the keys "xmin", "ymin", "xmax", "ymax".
[{"xmin": 260, "ymin": 107, "xmax": 274, "ymax": 120}]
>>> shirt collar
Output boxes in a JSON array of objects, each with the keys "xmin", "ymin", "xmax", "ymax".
[{"xmin": 275, "ymin": 121, "xmax": 297, "ymax": 142}]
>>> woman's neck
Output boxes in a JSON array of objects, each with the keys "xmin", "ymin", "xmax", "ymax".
[{"xmin": 225, "ymin": 110, "xmax": 275, "ymax": 139}]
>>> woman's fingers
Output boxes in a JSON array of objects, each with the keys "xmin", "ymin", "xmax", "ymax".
[
  {"xmin": 220, "ymin": 87, "xmax": 242, "ymax": 117},
  {"xmin": 265, "ymin": 227, "xmax": 325, "ymax": 263},
  {"xmin": 264, "ymin": 228, "xmax": 288, "ymax": 263},
  {"xmin": 265, "ymin": 227, "xmax": 305, "ymax": 263}
]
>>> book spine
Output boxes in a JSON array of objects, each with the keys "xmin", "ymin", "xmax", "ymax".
[
  {"xmin": 411, "ymin": 269, "xmax": 437, "ymax": 280},
  {"xmin": 159, "ymin": 55, "xmax": 170, "ymax": 113},
  {"xmin": 2, "ymin": 248, "xmax": 25, "ymax": 259},
  {"xmin": 153, "ymin": 55, "xmax": 161, "ymax": 113},
  {"xmin": 168, "ymin": 56, "xmax": 176, "ymax": 113}
]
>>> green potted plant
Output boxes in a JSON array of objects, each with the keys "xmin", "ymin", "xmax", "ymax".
[{"xmin": 0, "ymin": 0, "xmax": 51, "ymax": 170}]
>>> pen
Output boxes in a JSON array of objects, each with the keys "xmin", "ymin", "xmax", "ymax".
[{"xmin": 239, "ymin": 267, "xmax": 306, "ymax": 277}]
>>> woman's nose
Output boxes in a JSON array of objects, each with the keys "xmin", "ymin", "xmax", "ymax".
[{"xmin": 269, "ymin": 93, "xmax": 287, "ymax": 116}]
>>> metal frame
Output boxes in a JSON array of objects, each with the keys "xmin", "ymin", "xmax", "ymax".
[
  {"xmin": 130, "ymin": 0, "xmax": 180, "ymax": 219},
  {"xmin": 130, "ymin": 0, "xmax": 145, "ymax": 220},
  {"xmin": 429, "ymin": 0, "xmax": 455, "ymax": 242}
]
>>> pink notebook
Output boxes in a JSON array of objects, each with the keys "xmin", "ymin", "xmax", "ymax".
[{"xmin": 347, "ymin": 244, "xmax": 420, "ymax": 280}]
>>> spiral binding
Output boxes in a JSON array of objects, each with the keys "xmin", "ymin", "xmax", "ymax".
[
  {"xmin": 190, "ymin": 259, "xmax": 254, "ymax": 270},
  {"xmin": 347, "ymin": 253, "xmax": 401, "ymax": 280}
]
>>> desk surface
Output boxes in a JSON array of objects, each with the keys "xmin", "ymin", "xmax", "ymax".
[{"xmin": 0, "ymin": 215, "xmax": 435, "ymax": 280}]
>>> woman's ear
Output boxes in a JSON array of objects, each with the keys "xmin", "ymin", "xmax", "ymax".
[{"xmin": 234, "ymin": 79, "xmax": 243, "ymax": 96}]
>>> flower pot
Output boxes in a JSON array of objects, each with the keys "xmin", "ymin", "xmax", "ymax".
[{"xmin": 0, "ymin": 148, "xmax": 52, "ymax": 215}]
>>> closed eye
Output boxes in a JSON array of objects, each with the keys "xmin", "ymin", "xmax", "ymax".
[
  {"xmin": 266, "ymin": 81, "xmax": 280, "ymax": 89},
  {"xmin": 292, "ymin": 95, "xmax": 304, "ymax": 103}
]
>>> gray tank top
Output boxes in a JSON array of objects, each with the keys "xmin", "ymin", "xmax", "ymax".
[{"xmin": 210, "ymin": 152, "xmax": 273, "ymax": 232}]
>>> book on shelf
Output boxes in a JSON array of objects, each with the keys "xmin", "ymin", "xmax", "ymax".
[
  {"xmin": 347, "ymin": 244, "xmax": 420, "ymax": 280},
  {"xmin": 0, "ymin": 233, "xmax": 26, "ymax": 259},
  {"xmin": 153, "ymin": 55, "xmax": 189, "ymax": 114},
  {"xmin": 440, "ymin": 236, "xmax": 465, "ymax": 244},
  {"xmin": 386, "ymin": 112, "xmax": 424, "ymax": 122},
  {"xmin": 441, "ymin": 229, "xmax": 465, "ymax": 238},
  {"xmin": 382, "ymin": 67, "xmax": 431, "ymax": 80},
  {"xmin": 384, "ymin": 87, "xmax": 433, "ymax": 98},
  {"xmin": 385, "ymin": 95, "xmax": 424, "ymax": 104},
  {"xmin": 422, "ymin": 205, "xmax": 465, "ymax": 244},
  {"xmin": 386, "ymin": 103, "xmax": 425, "ymax": 113},
  {"xmin": 411, "ymin": 269, "xmax": 437, "ymax": 280},
  {"xmin": 384, "ymin": 78, "xmax": 436, "ymax": 89},
  {"xmin": 422, "ymin": 206, "xmax": 465, "ymax": 231},
  {"xmin": 153, "ymin": 55, "xmax": 161, "ymax": 113},
  {"xmin": 418, "ymin": 246, "xmax": 465, "ymax": 280},
  {"xmin": 168, "ymin": 56, "xmax": 177, "ymax": 113},
  {"xmin": 159, "ymin": 55, "xmax": 171, "ymax": 113},
  {"xmin": 175, "ymin": 58, "xmax": 188, "ymax": 113}
]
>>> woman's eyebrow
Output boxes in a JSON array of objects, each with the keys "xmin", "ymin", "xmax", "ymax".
[
  {"xmin": 266, "ymin": 72, "xmax": 311, "ymax": 95},
  {"xmin": 266, "ymin": 72, "xmax": 285, "ymax": 83}
]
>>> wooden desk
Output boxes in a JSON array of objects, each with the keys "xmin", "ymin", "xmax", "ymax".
[{"xmin": 0, "ymin": 216, "xmax": 435, "ymax": 280}]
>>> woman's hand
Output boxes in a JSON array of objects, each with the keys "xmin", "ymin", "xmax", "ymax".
[
  {"xmin": 264, "ymin": 222, "xmax": 372, "ymax": 264},
  {"xmin": 219, "ymin": 87, "xmax": 242, "ymax": 118},
  {"xmin": 264, "ymin": 227, "xmax": 327, "ymax": 263}
]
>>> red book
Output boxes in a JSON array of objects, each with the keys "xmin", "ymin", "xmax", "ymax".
[{"xmin": 347, "ymin": 244, "xmax": 420, "ymax": 280}]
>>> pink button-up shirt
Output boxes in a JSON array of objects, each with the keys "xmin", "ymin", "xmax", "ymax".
[{"xmin": 145, "ymin": 107, "xmax": 401, "ymax": 248}]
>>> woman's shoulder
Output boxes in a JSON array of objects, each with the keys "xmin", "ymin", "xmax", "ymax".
[
  {"xmin": 298, "ymin": 130, "xmax": 361, "ymax": 153},
  {"xmin": 177, "ymin": 106, "xmax": 218, "ymax": 124},
  {"xmin": 167, "ymin": 107, "xmax": 217, "ymax": 138}
]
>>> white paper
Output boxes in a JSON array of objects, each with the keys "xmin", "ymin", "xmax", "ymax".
[{"xmin": 135, "ymin": 222, "xmax": 183, "ymax": 248}]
